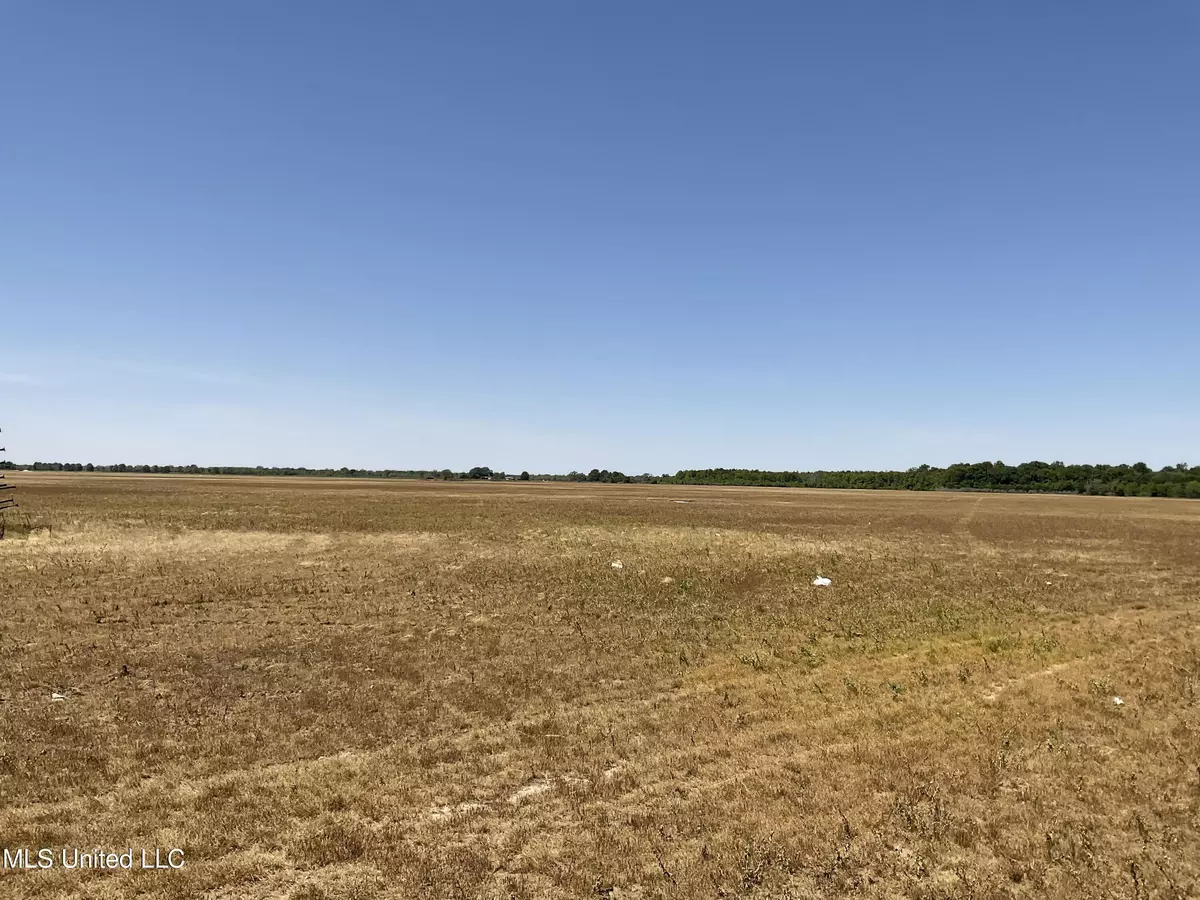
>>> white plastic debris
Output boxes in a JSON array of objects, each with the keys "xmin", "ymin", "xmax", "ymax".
[
  {"xmin": 812, "ymin": 576, "xmax": 832, "ymax": 587},
  {"xmin": 1113, "ymin": 696, "xmax": 1124, "ymax": 706},
  {"xmin": 611, "ymin": 561, "xmax": 624, "ymax": 570},
  {"xmin": 50, "ymin": 692, "xmax": 66, "ymax": 702},
  {"xmin": 661, "ymin": 576, "xmax": 675, "ymax": 584}
]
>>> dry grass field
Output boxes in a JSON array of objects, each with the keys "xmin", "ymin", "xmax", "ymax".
[{"xmin": 1, "ymin": 474, "xmax": 1198, "ymax": 899}]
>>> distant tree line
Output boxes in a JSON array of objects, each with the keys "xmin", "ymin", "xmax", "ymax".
[
  {"xmin": 672, "ymin": 461, "xmax": 1200, "ymax": 498},
  {"xmin": 0, "ymin": 462, "xmax": 458, "ymax": 478},
  {"xmin": 0, "ymin": 461, "xmax": 668, "ymax": 484},
  {"xmin": 2, "ymin": 459, "xmax": 1197, "ymax": 498},
  {"xmin": 0, "ymin": 462, "xmax": 537, "ymax": 480},
  {"xmin": 562, "ymin": 469, "xmax": 657, "ymax": 483}
]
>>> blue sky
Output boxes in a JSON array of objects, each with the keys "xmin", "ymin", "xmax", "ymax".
[{"xmin": 3, "ymin": 2, "xmax": 1197, "ymax": 472}]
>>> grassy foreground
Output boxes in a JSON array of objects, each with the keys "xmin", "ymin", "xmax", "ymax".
[{"xmin": 1, "ymin": 474, "xmax": 1198, "ymax": 899}]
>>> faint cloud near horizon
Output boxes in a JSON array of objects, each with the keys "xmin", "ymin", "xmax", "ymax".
[
  {"xmin": 2, "ymin": 354, "xmax": 263, "ymax": 389},
  {"xmin": 0, "ymin": 372, "xmax": 44, "ymax": 385},
  {"xmin": 99, "ymin": 358, "xmax": 262, "ymax": 387}
]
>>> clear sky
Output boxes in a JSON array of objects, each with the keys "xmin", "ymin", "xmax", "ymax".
[{"xmin": 3, "ymin": 2, "xmax": 1198, "ymax": 473}]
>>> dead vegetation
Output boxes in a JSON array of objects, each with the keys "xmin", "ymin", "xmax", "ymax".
[{"xmin": 1, "ymin": 473, "xmax": 1198, "ymax": 899}]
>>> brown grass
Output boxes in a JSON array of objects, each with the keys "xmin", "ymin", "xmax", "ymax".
[{"xmin": 2, "ymin": 473, "xmax": 1199, "ymax": 899}]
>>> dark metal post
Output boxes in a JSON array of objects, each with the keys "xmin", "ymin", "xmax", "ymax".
[{"xmin": 0, "ymin": 429, "xmax": 16, "ymax": 536}]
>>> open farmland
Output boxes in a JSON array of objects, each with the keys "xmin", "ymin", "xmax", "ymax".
[{"xmin": 1, "ymin": 474, "xmax": 1198, "ymax": 899}]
